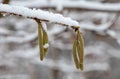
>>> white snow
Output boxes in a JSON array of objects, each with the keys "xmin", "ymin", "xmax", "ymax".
[
  {"xmin": 106, "ymin": 30, "xmax": 116, "ymax": 38},
  {"xmin": 41, "ymin": 22, "xmax": 47, "ymax": 32},
  {"xmin": 0, "ymin": 4, "xmax": 79, "ymax": 27},
  {"xmin": 43, "ymin": 43, "xmax": 49, "ymax": 48}
]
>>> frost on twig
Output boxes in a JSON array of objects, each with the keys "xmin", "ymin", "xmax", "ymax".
[{"xmin": 0, "ymin": 4, "xmax": 84, "ymax": 70}]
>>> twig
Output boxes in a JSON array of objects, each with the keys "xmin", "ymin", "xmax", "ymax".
[{"xmin": 0, "ymin": 4, "xmax": 80, "ymax": 29}]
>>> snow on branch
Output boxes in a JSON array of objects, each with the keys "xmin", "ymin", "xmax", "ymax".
[{"xmin": 0, "ymin": 4, "xmax": 79, "ymax": 28}]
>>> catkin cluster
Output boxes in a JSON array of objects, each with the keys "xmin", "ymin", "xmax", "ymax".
[{"xmin": 36, "ymin": 21, "xmax": 84, "ymax": 70}]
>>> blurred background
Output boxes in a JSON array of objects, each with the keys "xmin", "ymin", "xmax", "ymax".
[{"xmin": 0, "ymin": 0, "xmax": 120, "ymax": 79}]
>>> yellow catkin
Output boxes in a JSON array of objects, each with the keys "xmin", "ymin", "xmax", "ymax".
[
  {"xmin": 73, "ymin": 37, "xmax": 80, "ymax": 69},
  {"xmin": 77, "ymin": 30, "xmax": 84, "ymax": 70},
  {"xmin": 43, "ymin": 29, "xmax": 49, "ymax": 57},
  {"xmin": 76, "ymin": 39, "xmax": 81, "ymax": 69},
  {"xmin": 76, "ymin": 37, "xmax": 84, "ymax": 70},
  {"xmin": 37, "ymin": 22, "xmax": 44, "ymax": 61}
]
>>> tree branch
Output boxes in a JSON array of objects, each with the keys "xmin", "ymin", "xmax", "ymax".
[{"xmin": 0, "ymin": 4, "xmax": 80, "ymax": 29}]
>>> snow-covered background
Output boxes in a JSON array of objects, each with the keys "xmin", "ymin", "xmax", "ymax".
[{"xmin": 0, "ymin": 0, "xmax": 120, "ymax": 79}]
